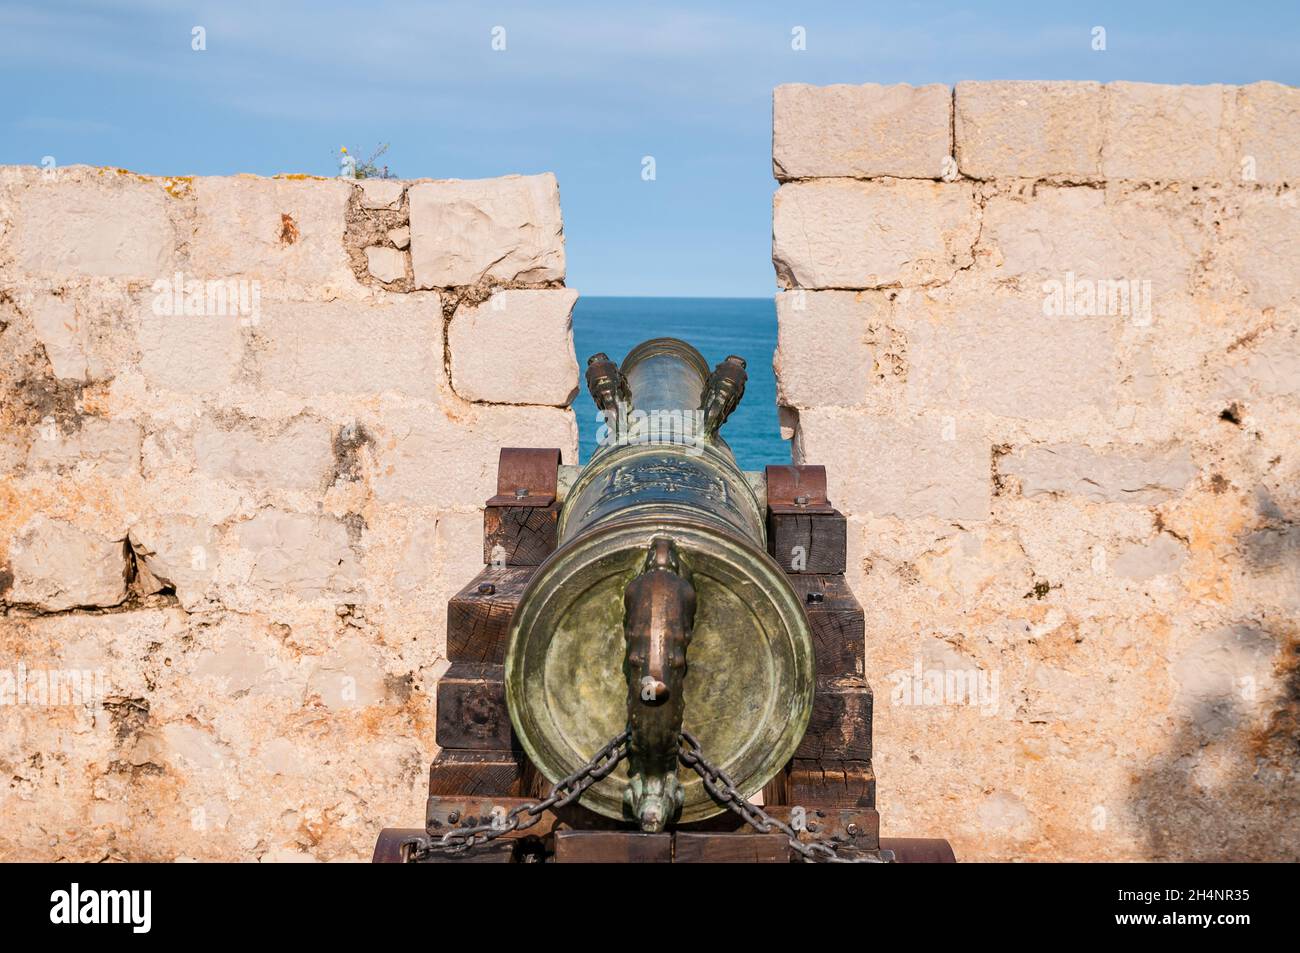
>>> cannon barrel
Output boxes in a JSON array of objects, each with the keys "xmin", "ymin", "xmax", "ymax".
[{"xmin": 505, "ymin": 338, "xmax": 816, "ymax": 828}]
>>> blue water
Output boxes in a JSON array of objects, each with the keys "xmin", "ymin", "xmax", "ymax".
[{"xmin": 571, "ymin": 297, "xmax": 788, "ymax": 472}]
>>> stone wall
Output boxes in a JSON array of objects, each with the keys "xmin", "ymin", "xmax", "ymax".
[
  {"xmin": 0, "ymin": 166, "xmax": 578, "ymax": 860},
  {"xmin": 773, "ymin": 81, "xmax": 1300, "ymax": 860}
]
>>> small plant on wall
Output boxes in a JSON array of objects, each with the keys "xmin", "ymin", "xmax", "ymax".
[{"xmin": 336, "ymin": 143, "xmax": 395, "ymax": 179}]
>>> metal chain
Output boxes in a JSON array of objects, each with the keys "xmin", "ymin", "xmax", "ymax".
[
  {"xmin": 401, "ymin": 729, "xmax": 630, "ymax": 862},
  {"xmin": 404, "ymin": 728, "xmax": 884, "ymax": 863},
  {"xmin": 678, "ymin": 730, "xmax": 886, "ymax": 864}
]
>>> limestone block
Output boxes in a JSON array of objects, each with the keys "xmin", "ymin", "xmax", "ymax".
[
  {"xmin": 127, "ymin": 518, "xmax": 219, "ymax": 611},
  {"xmin": 1000, "ymin": 444, "xmax": 1197, "ymax": 503},
  {"xmin": 138, "ymin": 305, "xmax": 245, "ymax": 395},
  {"xmin": 5, "ymin": 514, "xmax": 127, "ymax": 610},
  {"xmin": 1101, "ymin": 82, "xmax": 1234, "ymax": 181},
  {"xmin": 29, "ymin": 294, "xmax": 87, "ymax": 380},
  {"xmin": 233, "ymin": 510, "xmax": 361, "ymax": 599},
  {"xmin": 773, "ymin": 179, "xmax": 977, "ymax": 289},
  {"xmin": 1113, "ymin": 534, "xmax": 1186, "ymax": 580},
  {"xmin": 387, "ymin": 226, "xmax": 410, "ymax": 249},
  {"xmin": 773, "ymin": 83, "xmax": 951, "ymax": 180},
  {"xmin": 1170, "ymin": 624, "xmax": 1279, "ymax": 741},
  {"xmin": 408, "ymin": 174, "xmax": 565, "ymax": 288},
  {"xmin": 373, "ymin": 404, "xmax": 576, "ymax": 507},
  {"xmin": 897, "ymin": 289, "xmax": 1119, "ymax": 420},
  {"xmin": 12, "ymin": 173, "xmax": 174, "ymax": 278},
  {"xmin": 1220, "ymin": 328, "xmax": 1300, "ymax": 399},
  {"xmin": 983, "ymin": 186, "xmax": 1204, "ymax": 300},
  {"xmin": 447, "ymin": 289, "xmax": 579, "ymax": 405},
  {"xmin": 190, "ymin": 620, "xmax": 297, "ymax": 697},
  {"xmin": 364, "ymin": 245, "xmax": 406, "ymax": 283},
  {"xmin": 1220, "ymin": 201, "xmax": 1300, "ymax": 310},
  {"xmin": 306, "ymin": 635, "xmax": 388, "ymax": 707},
  {"xmin": 795, "ymin": 408, "xmax": 989, "ymax": 520},
  {"xmin": 1235, "ymin": 82, "xmax": 1300, "ymax": 185},
  {"xmin": 193, "ymin": 417, "xmax": 333, "ymax": 492},
  {"xmin": 954, "ymin": 81, "xmax": 1103, "ymax": 180},
  {"xmin": 356, "ymin": 178, "xmax": 404, "ymax": 210},
  {"xmin": 27, "ymin": 418, "xmax": 143, "ymax": 478},
  {"xmin": 190, "ymin": 176, "xmax": 354, "ymax": 284},
  {"xmin": 392, "ymin": 510, "xmax": 483, "ymax": 597},
  {"xmin": 773, "ymin": 290, "xmax": 879, "ymax": 408},
  {"xmin": 252, "ymin": 294, "xmax": 442, "ymax": 398}
]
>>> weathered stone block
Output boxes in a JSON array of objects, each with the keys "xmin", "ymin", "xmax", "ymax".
[
  {"xmin": 1236, "ymin": 82, "xmax": 1300, "ymax": 185},
  {"xmin": 1101, "ymin": 82, "xmax": 1234, "ymax": 181},
  {"xmin": 983, "ymin": 186, "xmax": 1203, "ymax": 298},
  {"xmin": 897, "ymin": 289, "xmax": 1118, "ymax": 420},
  {"xmin": 364, "ymin": 245, "xmax": 406, "ymax": 283},
  {"xmin": 773, "ymin": 83, "xmax": 951, "ymax": 180},
  {"xmin": 233, "ymin": 510, "xmax": 361, "ymax": 599},
  {"xmin": 1220, "ymin": 327, "xmax": 1300, "ymax": 399},
  {"xmin": 408, "ymin": 174, "xmax": 565, "ymax": 288},
  {"xmin": 29, "ymin": 294, "xmax": 87, "ymax": 380},
  {"xmin": 4, "ymin": 515, "xmax": 127, "ymax": 610},
  {"xmin": 1221, "ymin": 201, "xmax": 1300, "ymax": 310},
  {"xmin": 27, "ymin": 418, "xmax": 143, "ymax": 478},
  {"xmin": 190, "ymin": 176, "xmax": 355, "ymax": 284},
  {"xmin": 773, "ymin": 179, "xmax": 977, "ymax": 290},
  {"xmin": 13, "ymin": 173, "xmax": 174, "ymax": 278},
  {"xmin": 373, "ymin": 405, "xmax": 575, "ymax": 508},
  {"xmin": 795, "ymin": 409, "xmax": 989, "ymax": 520},
  {"xmin": 774, "ymin": 290, "xmax": 879, "ymax": 408},
  {"xmin": 138, "ymin": 305, "xmax": 245, "ymax": 394},
  {"xmin": 954, "ymin": 81, "xmax": 1103, "ymax": 180},
  {"xmin": 252, "ymin": 295, "xmax": 443, "ymax": 398},
  {"xmin": 194, "ymin": 417, "xmax": 333, "ymax": 491},
  {"xmin": 126, "ymin": 518, "xmax": 219, "ymax": 611},
  {"xmin": 1171, "ymin": 624, "xmax": 1278, "ymax": 741},
  {"xmin": 447, "ymin": 289, "xmax": 579, "ymax": 405},
  {"xmin": 356, "ymin": 178, "xmax": 404, "ymax": 210},
  {"xmin": 999, "ymin": 444, "xmax": 1197, "ymax": 503},
  {"xmin": 306, "ymin": 635, "xmax": 389, "ymax": 707},
  {"xmin": 1113, "ymin": 534, "xmax": 1186, "ymax": 580}
]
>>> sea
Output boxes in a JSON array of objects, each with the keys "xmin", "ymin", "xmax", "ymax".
[{"xmin": 571, "ymin": 297, "xmax": 788, "ymax": 472}]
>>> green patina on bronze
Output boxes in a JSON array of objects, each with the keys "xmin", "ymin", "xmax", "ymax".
[{"xmin": 504, "ymin": 338, "xmax": 815, "ymax": 826}]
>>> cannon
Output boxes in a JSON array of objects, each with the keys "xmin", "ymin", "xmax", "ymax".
[{"xmin": 375, "ymin": 337, "xmax": 955, "ymax": 863}]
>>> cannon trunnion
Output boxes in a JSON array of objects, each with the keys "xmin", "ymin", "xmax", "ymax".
[{"xmin": 374, "ymin": 338, "xmax": 954, "ymax": 863}]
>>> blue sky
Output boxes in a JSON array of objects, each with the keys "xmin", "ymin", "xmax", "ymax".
[{"xmin": 3, "ymin": 1, "xmax": 1298, "ymax": 296}]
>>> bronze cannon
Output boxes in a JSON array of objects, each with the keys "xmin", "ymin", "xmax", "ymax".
[{"xmin": 375, "ymin": 337, "xmax": 955, "ymax": 863}]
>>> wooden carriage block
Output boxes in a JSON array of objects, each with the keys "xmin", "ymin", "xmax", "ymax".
[
  {"xmin": 789, "ymin": 574, "xmax": 865, "ymax": 678},
  {"xmin": 446, "ymin": 567, "xmax": 534, "ymax": 664},
  {"xmin": 435, "ymin": 662, "xmax": 515, "ymax": 751},
  {"xmin": 767, "ymin": 509, "xmax": 848, "ymax": 574},
  {"xmin": 673, "ymin": 831, "xmax": 791, "ymax": 863},
  {"xmin": 483, "ymin": 448, "xmax": 560, "ymax": 567},
  {"xmin": 426, "ymin": 796, "xmax": 548, "ymax": 840},
  {"xmin": 424, "ymin": 796, "xmax": 625, "ymax": 846},
  {"xmin": 553, "ymin": 830, "xmax": 673, "ymax": 863},
  {"xmin": 764, "ymin": 464, "xmax": 846, "ymax": 574},
  {"xmin": 428, "ymin": 750, "xmax": 528, "ymax": 798},
  {"xmin": 483, "ymin": 502, "xmax": 560, "ymax": 567},
  {"xmin": 786, "ymin": 758, "xmax": 877, "ymax": 810},
  {"xmin": 795, "ymin": 676, "xmax": 873, "ymax": 762},
  {"xmin": 372, "ymin": 827, "xmax": 519, "ymax": 863},
  {"xmin": 418, "ymin": 841, "xmax": 517, "ymax": 863}
]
